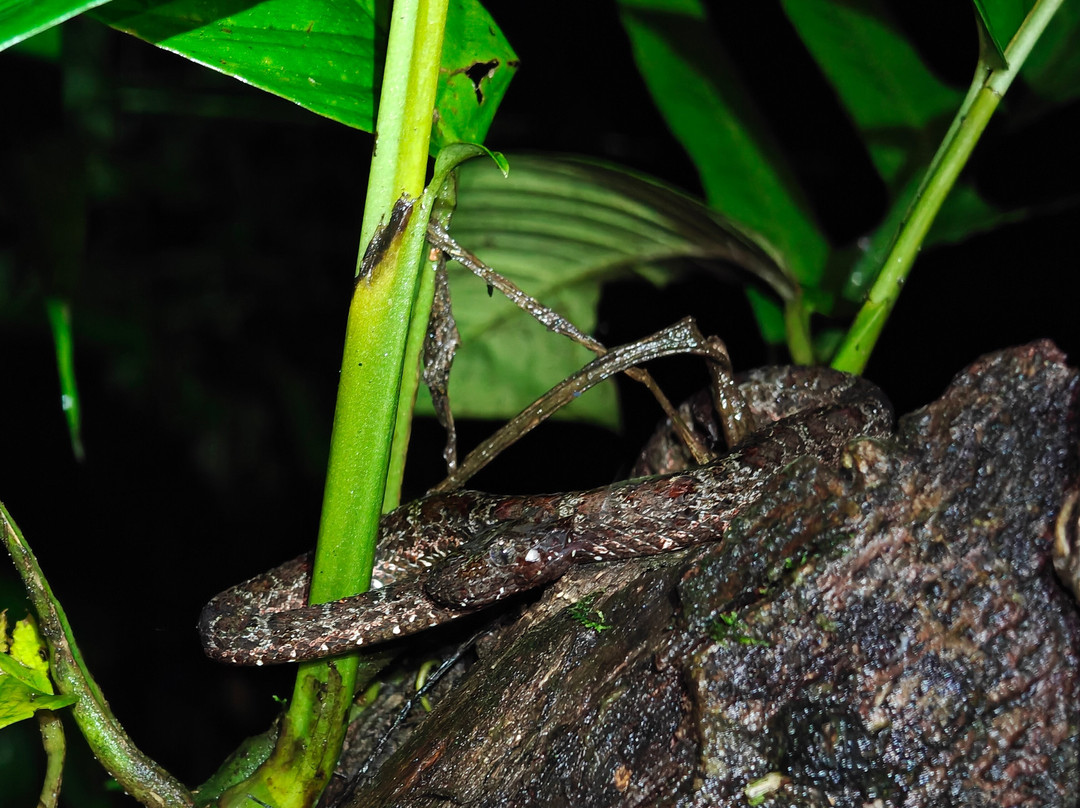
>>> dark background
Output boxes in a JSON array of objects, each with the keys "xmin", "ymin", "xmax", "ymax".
[{"xmin": 1, "ymin": 1, "xmax": 1078, "ymax": 803}]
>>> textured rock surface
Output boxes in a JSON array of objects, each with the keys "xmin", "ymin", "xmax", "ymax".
[{"xmin": 341, "ymin": 342, "xmax": 1080, "ymax": 808}]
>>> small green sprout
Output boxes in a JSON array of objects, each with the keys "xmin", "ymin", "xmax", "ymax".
[
  {"xmin": 416, "ymin": 659, "xmax": 440, "ymax": 712},
  {"xmin": 708, "ymin": 610, "xmax": 769, "ymax": 647},
  {"xmin": 745, "ymin": 771, "xmax": 785, "ymax": 805},
  {"xmin": 815, "ymin": 614, "xmax": 838, "ymax": 633},
  {"xmin": 568, "ymin": 592, "xmax": 611, "ymax": 633}
]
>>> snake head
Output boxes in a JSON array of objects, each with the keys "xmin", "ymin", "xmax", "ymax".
[{"xmin": 424, "ymin": 517, "xmax": 577, "ymax": 609}]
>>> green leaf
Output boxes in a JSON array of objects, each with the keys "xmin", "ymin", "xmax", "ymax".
[
  {"xmin": 4, "ymin": 505, "xmax": 189, "ymax": 802},
  {"xmin": 0, "ymin": 614, "xmax": 76, "ymax": 730},
  {"xmin": 617, "ymin": 0, "xmax": 828, "ymax": 290},
  {"xmin": 431, "ymin": 142, "xmax": 507, "ymax": 192},
  {"xmin": 823, "ymin": 0, "xmax": 1071, "ymax": 312},
  {"xmin": 92, "ymin": 0, "xmax": 384, "ymax": 132},
  {"xmin": 45, "ymin": 298, "xmax": 85, "ymax": 462},
  {"xmin": 0, "ymin": 0, "xmax": 111, "ymax": 52},
  {"xmin": 91, "ymin": 0, "xmax": 514, "ymax": 148},
  {"xmin": 0, "ymin": 614, "xmax": 53, "ymax": 694},
  {"xmin": 9, "ymin": 615, "xmax": 50, "ymax": 679},
  {"xmin": 1020, "ymin": 0, "xmax": 1080, "ymax": 101},
  {"xmin": 9, "ymin": 25, "xmax": 62, "ymax": 59},
  {"xmin": 193, "ymin": 725, "xmax": 279, "ymax": 803},
  {"xmin": 745, "ymin": 287, "xmax": 787, "ymax": 346},
  {"xmin": 0, "ymin": 676, "xmax": 75, "ymax": 730},
  {"xmin": 973, "ymin": 0, "xmax": 1036, "ymax": 66},
  {"xmin": 417, "ymin": 264, "xmax": 610, "ymax": 424},
  {"xmin": 782, "ymin": 0, "xmax": 963, "ymax": 189},
  {"xmin": 417, "ymin": 154, "xmax": 790, "ymax": 425},
  {"xmin": 431, "ymin": 2, "xmax": 518, "ymax": 150}
]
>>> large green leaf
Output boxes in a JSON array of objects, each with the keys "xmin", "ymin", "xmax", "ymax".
[
  {"xmin": 782, "ymin": 0, "xmax": 965, "ymax": 309},
  {"xmin": 93, "ymin": 0, "xmax": 384, "ymax": 132},
  {"xmin": 782, "ymin": 0, "xmax": 962, "ymax": 189},
  {"xmin": 0, "ymin": 0, "xmax": 111, "ymax": 51},
  {"xmin": 433, "ymin": 2, "xmax": 517, "ymax": 149},
  {"xmin": 91, "ymin": 0, "xmax": 515, "ymax": 149},
  {"xmin": 416, "ymin": 154, "xmax": 791, "ymax": 426},
  {"xmin": 616, "ymin": 0, "xmax": 827, "ymax": 345},
  {"xmin": 617, "ymin": 0, "xmax": 828, "ymax": 291}
]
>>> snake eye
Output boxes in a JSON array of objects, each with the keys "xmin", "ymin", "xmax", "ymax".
[{"xmin": 489, "ymin": 541, "xmax": 517, "ymax": 567}]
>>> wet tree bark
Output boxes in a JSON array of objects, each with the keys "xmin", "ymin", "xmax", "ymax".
[{"xmin": 338, "ymin": 341, "xmax": 1080, "ymax": 808}]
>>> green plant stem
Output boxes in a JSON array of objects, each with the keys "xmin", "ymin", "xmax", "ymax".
[
  {"xmin": 783, "ymin": 297, "xmax": 813, "ymax": 365},
  {"xmin": 384, "ymin": 159, "xmax": 464, "ymax": 505},
  {"xmin": 358, "ymin": 0, "xmax": 448, "ymax": 256},
  {"xmin": 830, "ymin": 0, "xmax": 1064, "ymax": 374},
  {"xmin": 37, "ymin": 710, "xmax": 66, "ymax": 808},
  {"xmin": 1, "ymin": 502, "xmax": 193, "ymax": 808},
  {"xmin": 221, "ymin": 1, "xmax": 449, "ymax": 806},
  {"xmin": 384, "ymin": 241, "xmax": 439, "ymax": 506}
]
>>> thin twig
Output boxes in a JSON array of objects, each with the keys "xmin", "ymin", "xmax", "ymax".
[
  {"xmin": 429, "ymin": 318, "xmax": 739, "ymax": 493},
  {"xmin": 423, "ymin": 245, "xmax": 461, "ymax": 472},
  {"xmin": 426, "ymin": 222, "xmax": 714, "ymax": 465},
  {"xmin": 332, "ymin": 630, "xmax": 483, "ymax": 806}
]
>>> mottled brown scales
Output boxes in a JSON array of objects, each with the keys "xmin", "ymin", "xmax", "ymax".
[
  {"xmin": 204, "ymin": 344, "xmax": 1080, "ymax": 807},
  {"xmin": 200, "ymin": 366, "xmax": 889, "ymax": 663}
]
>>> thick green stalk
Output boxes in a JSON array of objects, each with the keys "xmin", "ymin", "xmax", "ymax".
[
  {"xmin": 831, "ymin": 0, "xmax": 1064, "ymax": 374},
  {"xmin": 218, "ymin": 1, "xmax": 449, "ymax": 806}
]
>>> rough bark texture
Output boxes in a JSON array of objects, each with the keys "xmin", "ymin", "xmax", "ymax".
[{"xmin": 340, "ymin": 341, "xmax": 1080, "ymax": 807}]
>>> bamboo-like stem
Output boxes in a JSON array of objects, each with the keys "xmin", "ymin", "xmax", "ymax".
[
  {"xmin": 831, "ymin": 0, "xmax": 1064, "ymax": 373},
  {"xmin": 217, "ymin": 1, "xmax": 449, "ymax": 805}
]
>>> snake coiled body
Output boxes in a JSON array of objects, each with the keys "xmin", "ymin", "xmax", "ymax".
[{"xmin": 199, "ymin": 367, "xmax": 892, "ymax": 665}]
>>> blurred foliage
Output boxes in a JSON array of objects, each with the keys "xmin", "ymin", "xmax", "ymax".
[{"xmin": 4, "ymin": 1, "xmax": 1080, "ymax": 441}]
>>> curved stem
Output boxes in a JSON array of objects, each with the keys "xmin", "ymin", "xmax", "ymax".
[
  {"xmin": 1, "ymin": 503, "xmax": 193, "ymax": 808},
  {"xmin": 830, "ymin": 0, "xmax": 1065, "ymax": 374}
]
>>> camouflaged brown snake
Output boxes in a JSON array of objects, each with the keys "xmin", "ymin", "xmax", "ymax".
[{"xmin": 199, "ymin": 367, "xmax": 892, "ymax": 665}]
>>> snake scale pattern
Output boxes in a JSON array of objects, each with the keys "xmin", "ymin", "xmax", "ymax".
[{"xmin": 199, "ymin": 367, "xmax": 892, "ymax": 665}]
